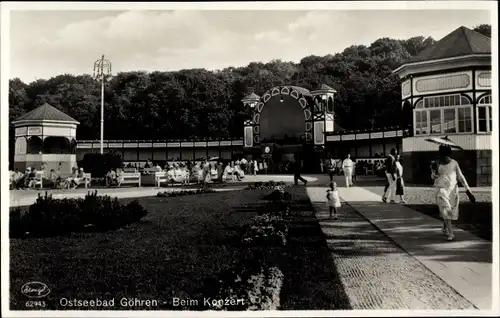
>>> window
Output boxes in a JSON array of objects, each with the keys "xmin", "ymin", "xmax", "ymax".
[
  {"xmin": 413, "ymin": 93, "xmax": 473, "ymax": 135},
  {"xmin": 477, "ymin": 95, "xmax": 492, "ymax": 133},
  {"xmin": 415, "ymin": 111, "xmax": 428, "ymax": 135},
  {"xmin": 430, "ymin": 109, "xmax": 442, "ymax": 133},
  {"xmin": 443, "ymin": 108, "xmax": 456, "ymax": 133},
  {"xmin": 458, "ymin": 107, "xmax": 472, "ymax": 133}
]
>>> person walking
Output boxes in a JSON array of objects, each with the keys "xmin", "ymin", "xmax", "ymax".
[
  {"xmin": 327, "ymin": 157, "xmax": 336, "ymax": 182},
  {"xmin": 240, "ymin": 157, "xmax": 248, "ymax": 174},
  {"xmin": 201, "ymin": 159, "xmax": 211, "ymax": 184},
  {"xmin": 432, "ymin": 145, "xmax": 475, "ymax": 241},
  {"xmin": 395, "ymin": 155, "xmax": 406, "ymax": 204},
  {"xmin": 382, "ymin": 149, "xmax": 398, "ymax": 203},
  {"xmin": 342, "ymin": 154, "xmax": 354, "ymax": 187},
  {"xmin": 293, "ymin": 153, "xmax": 307, "ymax": 186}
]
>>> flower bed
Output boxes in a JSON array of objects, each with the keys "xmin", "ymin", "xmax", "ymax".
[
  {"xmin": 209, "ymin": 262, "xmax": 284, "ymax": 311},
  {"xmin": 157, "ymin": 187, "xmax": 216, "ymax": 197},
  {"xmin": 263, "ymin": 188, "xmax": 292, "ymax": 201},
  {"xmin": 245, "ymin": 181, "xmax": 288, "ymax": 190},
  {"xmin": 201, "ymin": 186, "xmax": 290, "ymax": 310},
  {"xmin": 242, "ymin": 213, "xmax": 288, "ymax": 247},
  {"xmin": 9, "ymin": 191, "xmax": 148, "ymax": 238}
]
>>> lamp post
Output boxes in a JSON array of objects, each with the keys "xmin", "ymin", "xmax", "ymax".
[{"xmin": 93, "ymin": 55, "xmax": 112, "ymax": 154}]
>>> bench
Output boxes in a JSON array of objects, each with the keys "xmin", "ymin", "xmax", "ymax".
[
  {"xmin": 81, "ymin": 173, "xmax": 92, "ymax": 188},
  {"xmin": 120, "ymin": 172, "xmax": 141, "ymax": 187},
  {"xmin": 141, "ymin": 168, "xmax": 158, "ymax": 175},
  {"xmin": 155, "ymin": 172, "xmax": 168, "ymax": 187},
  {"xmin": 156, "ymin": 171, "xmax": 190, "ymax": 186}
]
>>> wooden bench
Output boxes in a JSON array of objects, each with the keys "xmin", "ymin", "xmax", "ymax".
[
  {"xmin": 141, "ymin": 168, "xmax": 158, "ymax": 175},
  {"xmin": 156, "ymin": 171, "xmax": 190, "ymax": 186},
  {"xmin": 120, "ymin": 172, "xmax": 141, "ymax": 187},
  {"xmin": 155, "ymin": 171, "xmax": 168, "ymax": 187},
  {"xmin": 81, "ymin": 173, "xmax": 92, "ymax": 188}
]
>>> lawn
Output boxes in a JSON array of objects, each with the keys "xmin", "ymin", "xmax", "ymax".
[
  {"xmin": 10, "ymin": 186, "xmax": 350, "ymax": 310},
  {"xmin": 363, "ymin": 186, "xmax": 493, "ymax": 241}
]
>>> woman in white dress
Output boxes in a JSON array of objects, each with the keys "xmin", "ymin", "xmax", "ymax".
[
  {"xmin": 395, "ymin": 155, "xmax": 406, "ymax": 204},
  {"xmin": 222, "ymin": 162, "xmax": 233, "ymax": 182},
  {"xmin": 431, "ymin": 145, "xmax": 475, "ymax": 241}
]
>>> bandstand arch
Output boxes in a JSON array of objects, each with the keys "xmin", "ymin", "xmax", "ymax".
[{"xmin": 251, "ymin": 85, "xmax": 313, "ymax": 144}]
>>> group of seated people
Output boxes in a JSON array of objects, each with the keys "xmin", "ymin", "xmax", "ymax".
[
  {"xmin": 354, "ymin": 159, "xmax": 386, "ymax": 177},
  {"xmin": 138, "ymin": 159, "xmax": 248, "ymax": 184},
  {"xmin": 105, "ymin": 168, "xmax": 126, "ymax": 187},
  {"xmin": 9, "ymin": 165, "xmax": 87, "ymax": 190},
  {"xmin": 165, "ymin": 160, "xmax": 247, "ymax": 184}
]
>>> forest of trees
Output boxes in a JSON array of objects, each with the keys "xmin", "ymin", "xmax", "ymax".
[{"xmin": 9, "ymin": 25, "xmax": 491, "ymax": 143}]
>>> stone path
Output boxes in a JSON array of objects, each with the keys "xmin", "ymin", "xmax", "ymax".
[{"xmin": 307, "ymin": 183, "xmax": 493, "ymax": 310}]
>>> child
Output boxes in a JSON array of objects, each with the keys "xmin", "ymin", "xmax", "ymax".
[{"xmin": 326, "ymin": 182, "xmax": 341, "ymax": 219}]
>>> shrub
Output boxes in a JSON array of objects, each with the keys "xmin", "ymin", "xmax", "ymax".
[
  {"xmin": 242, "ymin": 213, "xmax": 288, "ymax": 247},
  {"xmin": 209, "ymin": 261, "xmax": 284, "ymax": 310},
  {"xmin": 157, "ymin": 188, "xmax": 216, "ymax": 198},
  {"xmin": 245, "ymin": 181, "xmax": 288, "ymax": 191},
  {"xmin": 26, "ymin": 193, "xmax": 83, "ymax": 236},
  {"xmin": 263, "ymin": 188, "xmax": 292, "ymax": 201},
  {"xmin": 9, "ymin": 191, "xmax": 148, "ymax": 238},
  {"xmin": 80, "ymin": 152, "xmax": 124, "ymax": 178}
]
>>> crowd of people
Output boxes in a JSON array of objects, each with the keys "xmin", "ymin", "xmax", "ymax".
[
  {"xmin": 117, "ymin": 157, "xmax": 270, "ymax": 186},
  {"xmin": 9, "ymin": 165, "xmax": 87, "ymax": 190}
]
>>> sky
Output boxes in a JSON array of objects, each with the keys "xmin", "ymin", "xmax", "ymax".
[{"xmin": 8, "ymin": 9, "xmax": 492, "ymax": 83}]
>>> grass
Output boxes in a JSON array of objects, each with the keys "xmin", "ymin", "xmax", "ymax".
[
  {"xmin": 363, "ymin": 185, "xmax": 493, "ymax": 241},
  {"xmin": 10, "ymin": 186, "xmax": 351, "ymax": 310}
]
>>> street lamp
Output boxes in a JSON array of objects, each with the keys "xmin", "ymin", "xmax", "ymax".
[{"xmin": 93, "ymin": 55, "xmax": 112, "ymax": 155}]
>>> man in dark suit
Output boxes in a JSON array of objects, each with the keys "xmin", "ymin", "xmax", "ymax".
[
  {"xmin": 293, "ymin": 153, "xmax": 308, "ymax": 186},
  {"xmin": 382, "ymin": 148, "xmax": 398, "ymax": 203}
]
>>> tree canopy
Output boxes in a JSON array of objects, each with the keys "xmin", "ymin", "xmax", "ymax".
[
  {"xmin": 473, "ymin": 24, "xmax": 491, "ymax": 38},
  {"xmin": 10, "ymin": 35, "xmax": 441, "ymax": 142}
]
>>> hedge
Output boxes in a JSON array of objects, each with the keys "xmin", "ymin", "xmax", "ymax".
[{"xmin": 10, "ymin": 191, "xmax": 147, "ymax": 238}]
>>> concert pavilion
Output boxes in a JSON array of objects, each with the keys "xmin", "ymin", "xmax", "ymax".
[{"xmin": 393, "ymin": 26, "xmax": 492, "ymax": 186}]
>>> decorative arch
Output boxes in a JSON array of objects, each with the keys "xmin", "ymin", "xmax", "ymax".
[
  {"xmin": 27, "ymin": 136, "xmax": 43, "ymax": 154},
  {"xmin": 42, "ymin": 136, "xmax": 73, "ymax": 154},
  {"xmin": 327, "ymin": 97, "xmax": 334, "ymax": 113},
  {"xmin": 15, "ymin": 137, "xmax": 27, "ymax": 155},
  {"xmin": 478, "ymin": 94, "xmax": 492, "ymax": 104},
  {"xmin": 415, "ymin": 99, "xmax": 424, "ymax": 109},
  {"xmin": 251, "ymin": 85, "xmax": 313, "ymax": 145}
]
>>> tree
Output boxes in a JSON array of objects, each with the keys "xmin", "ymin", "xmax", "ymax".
[{"xmin": 473, "ymin": 24, "xmax": 491, "ymax": 38}]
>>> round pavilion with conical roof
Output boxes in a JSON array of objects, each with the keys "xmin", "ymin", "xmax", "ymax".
[{"xmin": 12, "ymin": 103, "xmax": 80, "ymax": 174}]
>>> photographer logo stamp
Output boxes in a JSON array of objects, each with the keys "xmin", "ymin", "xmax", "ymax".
[{"xmin": 21, "ymin": 281, "xmax": 50, "ymax": 308}]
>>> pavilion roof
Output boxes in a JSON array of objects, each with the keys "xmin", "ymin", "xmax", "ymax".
[
  {"xmin": 409, "ymin": 26, "xmax": 491, "ymax": 63},
  {"xmin": 241, "ymin": 92, "xmax": 261, "ymax": 102},
  {"xmin": 13, "ymin": 103, "xmax": 79, "ymax": 124}
]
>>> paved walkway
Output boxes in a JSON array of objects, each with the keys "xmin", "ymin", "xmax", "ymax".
[{"xmin": 307, "ymin": 181, "xmax": 492, "ymax": 310}]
